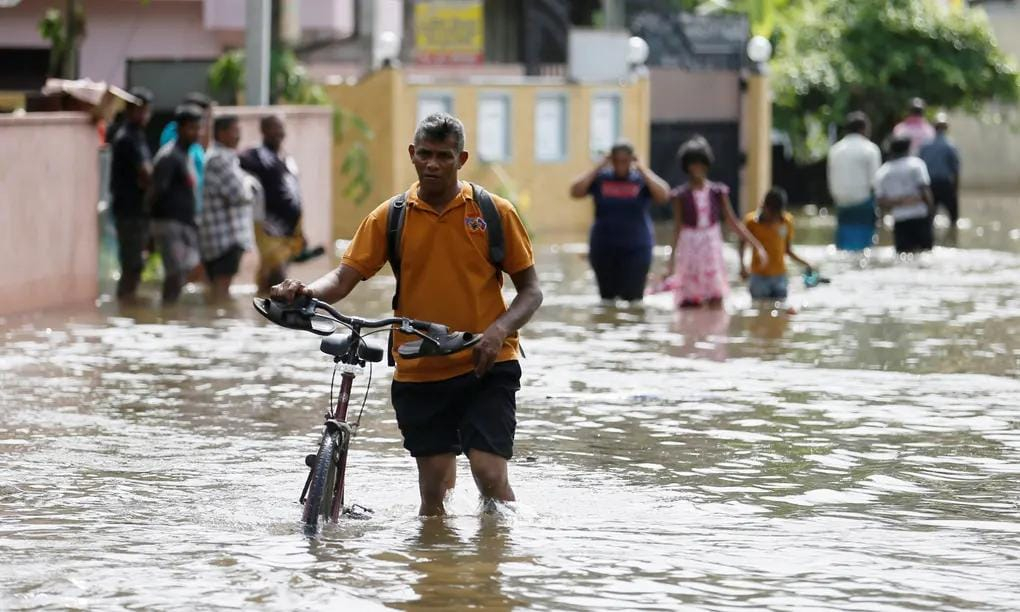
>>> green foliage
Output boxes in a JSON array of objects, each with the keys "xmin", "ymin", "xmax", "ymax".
[
  {"xmin": 270, "ymin": 49, "xmax": 328, "ymax": 105},
  {"xmin": 770, "ymin": 0, "xmax": 1020, "ymax": 160},
  {"xmin": 209, "ymin": 49, "xmax": 374, "ymax": 204},
  {"xmin": 208, "ymin": 48, "xmax": 332, "ymax": 105},
  {"xmin": 37, "ymin": 4, "xmax": 85, "ymax": 78},
  {"xmin": 208, "ymin": 49, "xmax": 244, "ymax": 104}
]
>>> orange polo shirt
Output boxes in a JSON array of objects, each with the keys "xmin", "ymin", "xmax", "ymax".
[
  {"xmin": 341, "ymin": 181, "xmax": 535, "ymax": 382},
  {"xmin": 744, "ymin": 210, "xmax": 795, "ymax": 276}
]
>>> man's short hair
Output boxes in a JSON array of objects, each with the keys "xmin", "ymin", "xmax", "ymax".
[
  {"xmin": 413, "ymin": 112, "xmax": 465, "ymax": 153},
  {"xmin": 610, "ymin": 140, "xmax": 635, "ymax": 157},
  {"xmin": 846, "ymin": 111, "xmax": 869, "ymax": 134},
  {"xmin": 174, "ymin": 104, "xmax": 204, "ymax": 124},
  {"xmin": 214, "ymin": 114, "xmax": 239, "ymax": 136},
  {"xmin": 260, "ymin": 114, "xmax": 284, "ymax": 131},
  {"xmin": 764, "ymin": 186, "xmax": 788, "ymax": 210},
  {"xmin": 678, "ymin": 135, "xmax": 714, "ymax": 172},
  {"xmin": 889, "ymin": 134, "xmax": 912, "ymax": 157},
  {"xmin": 183, "ymin": 92, "xmax": 212, "ymax": 110},
  {"xmin": 128, "ymin": 86, "xmax": 154, "ymax": 107}
]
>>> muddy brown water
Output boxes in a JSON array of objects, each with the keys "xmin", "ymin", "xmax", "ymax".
[{"xmin": 2, "ymin": 194, "xmax": 1019, "ymax": 610}]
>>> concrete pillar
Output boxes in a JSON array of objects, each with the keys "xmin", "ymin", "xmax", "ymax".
[
  {"xmin": 245, "ymin": 0, "xmax": 271, "ymax": 106},
  {"xmin": 279, "ymin": 0, "xmax": 301, "ymax": 46},
  {"xmin": 745, "ymin": 72, "xmax": 772, "ymax": 212},
  {"xmin": 602, "ymin": 0, "xmax": 625, "ymax": 29}
]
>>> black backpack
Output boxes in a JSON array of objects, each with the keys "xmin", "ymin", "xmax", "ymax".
[{"xmin": 384, "ymin": 182, "xmax": 506, "ymax": 365}]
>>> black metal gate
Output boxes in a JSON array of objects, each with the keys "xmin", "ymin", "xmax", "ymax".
[{"xmin": 649, "ymin": 121, "xmax": 742, "ymax": 219}]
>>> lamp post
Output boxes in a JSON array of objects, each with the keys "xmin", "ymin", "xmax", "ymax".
[
  {"xmin": 245, "ymin": 0, "xmax": 271, "ymax": 106},
  {"xmin": 745, "ymin": 35, "xmax": 772, "ymax": 214}
]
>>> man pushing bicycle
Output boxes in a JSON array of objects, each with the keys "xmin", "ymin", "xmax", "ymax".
[{"xmin": 271, "ymin": 113, "xmax": 543, "ymax": 516}]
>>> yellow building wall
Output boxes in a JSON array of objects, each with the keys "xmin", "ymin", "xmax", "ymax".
[
  {"xmin": 326, "ymin": 68, "xmax": 650, "ymax": 240},
  {"xmin": 0, "ymin": 92, "xmax": 27, "ymax": 112}
]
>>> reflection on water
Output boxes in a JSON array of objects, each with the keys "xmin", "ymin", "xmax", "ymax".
[{"xmin": 2, "ymin": 193, "xmax": 1020, "ymax": 610}]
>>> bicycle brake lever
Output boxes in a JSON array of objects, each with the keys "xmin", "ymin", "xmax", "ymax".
[
  {"xmin": 398, "ymin": 321, "xmax": 441, "ymax": 347},
  {"xmin": 294, "ymin": 294, "xmax": 316, "ymax": 317}
]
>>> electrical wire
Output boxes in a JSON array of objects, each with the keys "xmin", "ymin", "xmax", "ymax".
[{"xmin": 353, "ymin": 361, "xmax": 372, "ymax": 432}]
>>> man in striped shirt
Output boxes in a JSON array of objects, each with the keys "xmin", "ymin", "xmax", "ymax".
[{"xmin": 199, "ymin": 115, "xmax": 256, "ymax": 302}]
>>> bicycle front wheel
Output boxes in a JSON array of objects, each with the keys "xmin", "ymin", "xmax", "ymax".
[{"xmin": 302, "ymin": 430, "xmax": 339, "ymax": 529}]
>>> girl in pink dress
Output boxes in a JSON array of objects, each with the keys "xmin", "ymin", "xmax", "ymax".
[{"xmin": 666, "ymin": 137, "xmax": 766, "ymax": 308}]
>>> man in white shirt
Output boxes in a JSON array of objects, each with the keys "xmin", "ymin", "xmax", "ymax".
[
  {"xmin": 827, "ymin": 112, "xmax": 882, "ymax": 251},
  {"xmin": 875, "ymin": 135, "xmax": 935, "ymax": 254}
]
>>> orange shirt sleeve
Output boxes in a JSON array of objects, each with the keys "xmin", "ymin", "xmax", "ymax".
[
  {"xmin": 743, "ymin": 212, "xmax": 760, "ymax": 240},
  {"xmin": 494, "ymin": 197, "xmax": 535, "ymax": 275},
  {"xmin": 785, "ymin": 214, "xmax": 795, "ymax": 249},
  {"xmin": 340, "ymin": 201, "xmax": 390, "ymax": 279}
]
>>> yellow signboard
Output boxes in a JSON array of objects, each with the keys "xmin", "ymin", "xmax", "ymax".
[{"xmin": 414, "ymin": 0, "xmax": 485, "ymax": 65}]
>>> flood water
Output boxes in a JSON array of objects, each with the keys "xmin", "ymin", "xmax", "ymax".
[{"xmin": 2, "ymin": 194, "xmax": 1020, "ymax": 610}]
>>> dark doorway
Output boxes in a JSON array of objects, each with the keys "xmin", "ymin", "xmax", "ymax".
[
  {"xmin": 0, "ymin": 48, "xmax": 50, "ymax": 91},
  {"xmin": 649, "ymin": 121, "xmax": 742, "ymax": 219},
  {"xmin": 126, "ymin": 58, "xmax": 224, "ymax": 153}
]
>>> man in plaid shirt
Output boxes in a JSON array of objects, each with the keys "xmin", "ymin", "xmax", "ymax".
[{"xmin": 199, "ymin": 115, "xmax": 256, "ymax": 302}]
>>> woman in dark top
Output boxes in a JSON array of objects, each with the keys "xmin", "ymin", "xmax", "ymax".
[{"xmin": 569, "ymin": 141, "xmax": 670, "ymax": 303}]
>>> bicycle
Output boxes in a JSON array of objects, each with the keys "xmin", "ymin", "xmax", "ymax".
[{"xmin": 253, "ymin": 295, "xmax": 480, "ymax": 531}]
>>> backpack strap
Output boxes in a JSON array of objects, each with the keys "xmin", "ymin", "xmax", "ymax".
[
  {"xmin": 470, "ymin": 183, "xmax": 504, "ymax": 270},
  {"xmin": 385, "ymin": 192, "xmax": 408, "ymax": 367},
  {"xmin": 471, "ymin": 183, "xmax": 527, "ymax": 357},
  {"xmin": 386, "ymin": 192, "xmax": 408, "ymax": 309}
]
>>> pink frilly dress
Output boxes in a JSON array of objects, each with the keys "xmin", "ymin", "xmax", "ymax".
[{"xmin": 665, "ymin": 182, "xmax": 730, "ymax": 307}]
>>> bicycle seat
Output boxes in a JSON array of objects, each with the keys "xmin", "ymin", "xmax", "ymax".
[
  {"xmin": 253, "ymin": 297, "xmax": 337, "ymax": 336},
  {"xmin": 398, "ymin": 332, "xmax": 481, "ymax": 360},
  {"xmin": 320, "ymin": 335, "xmax": 385, "ymax": 363}
]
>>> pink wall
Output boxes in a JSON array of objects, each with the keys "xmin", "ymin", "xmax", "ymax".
[
  {"xmin": 0, "ymin": 105, "xmax": 332, "ymax": 317},
  {"xmin": 214, "ymin": 105, "xmax": 335, "ymax": 272},
  {"xmin": 0, "ymin": 113, "xmax": 100, "ymax": 316},
  {"xmin": 0, "ymin": 0, "xmax": 223, "ymax": 88}
]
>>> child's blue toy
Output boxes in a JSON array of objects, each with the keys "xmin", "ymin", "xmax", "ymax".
[{"xmin": 803, "ymin": 269, "xmax": 831, "ymax": 288}]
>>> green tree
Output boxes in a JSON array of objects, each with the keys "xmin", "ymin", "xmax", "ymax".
[
  {"xmin": 37, "ymin": 3, "xmax": 86, "ymax": 78},
  {"xmin": 770, "ymin": 0, "xmax": 1020, "ymax": 159}
]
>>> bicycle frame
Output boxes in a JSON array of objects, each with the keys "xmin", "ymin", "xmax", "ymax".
[
  {"xmin": 254, "ymin": 296, "xmax": 475, "ymax": 526},
  {"xmin": 325, "ymin": 322, "xmax": 365, "ymax": 522}
]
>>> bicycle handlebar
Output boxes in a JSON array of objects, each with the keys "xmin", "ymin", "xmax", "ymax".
[
  {"xmin": 252, "ymin": 296, "xmax": 480, "ymax": 360},
  {"xmin": 299, "ymin": 296, "xmax": 447, "ymax": 337}
]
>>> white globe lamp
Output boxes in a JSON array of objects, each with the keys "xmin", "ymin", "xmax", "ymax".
[
  {"xmin": 377, "ymin": 31, "xmax": 401, "ymax": 66},
  {"xmin": 627, "ymin": 36, "xmax": 650, "ymax": 66},
  {"xmin": 746, "ymin": 35, "xmax": 773, "ymax": 64}
]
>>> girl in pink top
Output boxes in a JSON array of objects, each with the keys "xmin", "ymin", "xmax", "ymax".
[{"xmin": 665, "ymin": 136, "xmax": 766, "ymax": 308}]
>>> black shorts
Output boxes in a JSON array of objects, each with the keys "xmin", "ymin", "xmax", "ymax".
[
  {"xmin": 391, "ymin": 361, "xmax": 521, "ymax": 459},
  {"xmin": 893, "ymin": 217, "xmax": 933, "ymax": 253},
  {"xmin": 203, "ymin": 245, "xmax": 245, "ymax": 278}
]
